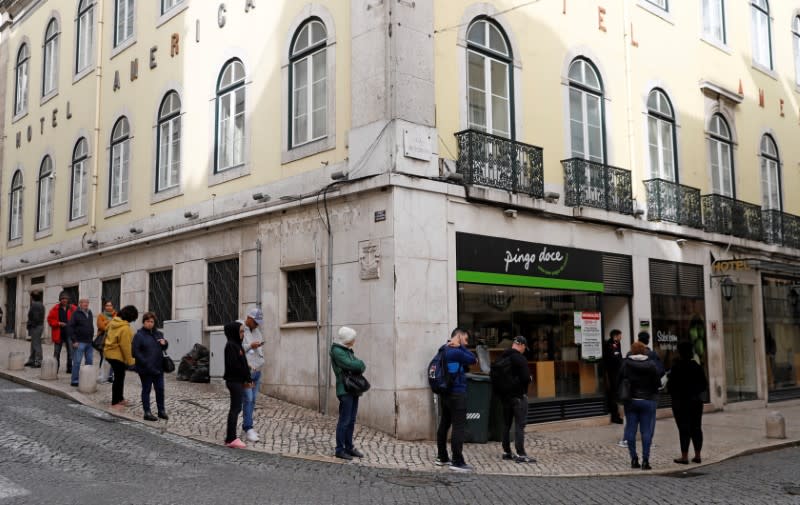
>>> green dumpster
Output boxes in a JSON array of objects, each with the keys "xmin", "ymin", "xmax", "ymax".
[
  {"xmin": 464, "ymin": 373, "xmax": 492, "ymax": 443},
  {"xmin": 488, "ymin": 390, "xmax": 506, "ymax": 442}
]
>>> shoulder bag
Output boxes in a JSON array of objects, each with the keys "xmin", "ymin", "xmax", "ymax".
[
  {"xmin": 342, "ymin": 369, "xmax": 370, "ymax": 396},
  {"xmin": 162, "ymin": 351, "xmax": 176, "ymax": 373},
  {"xmin": 92, "ymin": 331, "xmax": 107, "ymax": 352}
]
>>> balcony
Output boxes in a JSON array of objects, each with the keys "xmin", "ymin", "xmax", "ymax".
[
  {"xmin": 701, "ymin": 194, "xmax": 762, "ymax": 242},
  {"xmin": 454, "ymin": 129, "xmax": 544, "ymax": 198},
  {"xmin": 762, "ymin": 209, "xmax": 800, "ymax": 249},
  {"xmin": 561, "ymin": 158, "xmax": 633, "ymax": 214},
  {"xmin": 643, "ymin": 179, "xmax": 702, "ymax": 229}
]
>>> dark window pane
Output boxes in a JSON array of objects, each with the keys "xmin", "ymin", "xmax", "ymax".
[
  {"xmin": 148, "ymin": 270, "xmax": 173, "ymax": 328},
  {"xmin": 208, "ymin": 258, "xmax": 239, "ymax": 326},
  {"xmin": 287, "ymin": 268, "xmax": 316, "ymax": 322},
  {"xmin": 101, "ymin": 278, "xmax": 121, "ymax": 311},
  {"xmin": 63, "ymin": 286, "xmax": 80, "ymax": 306}
]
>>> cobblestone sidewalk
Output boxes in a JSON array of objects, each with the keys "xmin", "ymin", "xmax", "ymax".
[{"xmin": 2, "ymin": 336, "xmax": 798, "ymax": 477}]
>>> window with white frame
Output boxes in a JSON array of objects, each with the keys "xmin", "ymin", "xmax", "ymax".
[
  {"xmin": 751, "ymin": 0, "xmax": 772, "ymax": 69},
  {"xmin": 14, "ymin": 44, "xmax": 29, "ymax": 116},
  {"xmin": 647, "ymin": 0, "xmax": 668, "ymax": 11},
  {"xmin": 161, "ymin": 0, "xmax": 183, "ymax": 15},
  {"xmin": 71, "ymin": 138, "xmax": 89, "ymax": 220},
  {"xmin": 708, "ymin": 114, "xmax": 734, "ymax": 197},
  {"xmin": 793, "ymin": 16, "xmax": 800, "ymax": 86},
  {"xmin": 42, "ymin": 19, "xmax": 59, "ymax": 96},
  {"xmin": 76, "ymin": 0, "xmax": 95, "ymax": 73},
  {"xmin": 8, "ymin": 171, "xmax": 23, "ymax": 240},
  {"xmin": 215, "ymin": 59, "xmax": 246, "ymax": 172},
  {"xmin": 702, "ymin": 0, "xmax": 726, "ymax": 44},
  {"xmin": 156, "ymin": 91, "xmax": 181, "ymax": 192},
  {"xmin": 114, "ymin": 0, "xmax": 134, "ymax": 47},
  {"xmin": 37, "ymin": 156, "xmax": 54, "ymax": 232},
  {"xmin": 760, "ymin": 134, "xmax": 780, "ymax": 210},
  {"xmin": 290, "ymin": 19, "xmax": 328, "ymax": 148},
  {"xmin": 568, "ymin": 58, "xmax": 605, "ymax": 163},
  {"xmin": 466, "ymin": 19, "xmax": 512, "ymax": 138},
  {"xmin": 647, "ymin": 89, "xmax": 676, "ymax": 181},
  {"xmin": 109, "ymin": 117, "xmax": 130, "ymax": 207}
]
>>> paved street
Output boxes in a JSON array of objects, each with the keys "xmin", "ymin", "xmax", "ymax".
[{"xmin": 1, "ymin": 377, "xmax": 799, "ymax": 505}]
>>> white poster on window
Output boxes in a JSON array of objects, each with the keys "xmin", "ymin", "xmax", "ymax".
[
  {"xmin": 573, "ymin": 311, "xmax": 582, "ymax": 344},
  {"xmin": 580, "ymin": 311, "xmax": 602, "ymax": 360}
]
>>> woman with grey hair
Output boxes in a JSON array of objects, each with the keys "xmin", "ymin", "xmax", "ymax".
[{"xmin": 330, "ymin": 326, "xmax": 366, "ymax": 460}]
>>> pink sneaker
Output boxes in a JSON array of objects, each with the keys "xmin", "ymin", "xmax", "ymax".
[{"xmin": 225, "ymin": 438, "xmax": 247, "ymax": 449}]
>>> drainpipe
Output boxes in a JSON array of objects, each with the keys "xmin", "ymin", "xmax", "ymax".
[
  {"xmin": 255, "ymin": 239, "xmax": 262, "ymax": 307},
  {"xmin": 622, "ymin": 0, "xmax": 637, "ymax": 204},
  {"xmin": 89, "ymin": 0, "xmax": 106, "ymax": 233},
  {"xmin": 324, "ymin": 203, "xmax": 333, "ymax": 416}
]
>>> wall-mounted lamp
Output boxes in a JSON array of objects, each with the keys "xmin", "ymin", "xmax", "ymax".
[
  {"xmin": 330, "ymin": 170, "xmax": 348, "ymax": 181},
  {"xmin": 49, "ymin": 249, "xmax": 61, "ymax": 255},
  {"xmin": 710, "ymin": 275, "xmax": 736, "ymax": 302},
  {"xmin": 19, "ymin": 258, "xmax": 29, "ymax": 264},
  {"xmin": 183, "ymin": 211, "xmax": 199, "ymax": 220},
  {"xmin": 252, "ymin": 192, "xmax": 271, "ymax": 202},
  {"xmin": 543, "ymin": 191, "xmax": 560, "ymax": 203},
  {"xmin": 503, "ymin": 208, "xmax": 518, "ymax": 219},
  {"xmin": 130, "ymin": 227, "xmax": 143, "ymax": 234},
  {"xmin": 676, "ymin": 238, "xmax": 687, "ymax": 247},
  {"xmin": 615, "ymin": 227, "xmax": 625, "ymax": 237}
]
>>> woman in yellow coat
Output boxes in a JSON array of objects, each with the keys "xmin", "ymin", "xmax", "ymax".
[{"xmin": 104, "ymin": 305, "xmax": 138, "ymax": 408}]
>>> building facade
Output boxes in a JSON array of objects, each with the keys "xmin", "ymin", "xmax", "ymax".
[{"xmin": 0, "ymin": 0, "xmax": 798, "ymax": 440}]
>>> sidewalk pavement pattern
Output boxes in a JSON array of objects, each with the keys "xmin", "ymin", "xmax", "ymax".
[{"xmin": 1, "ymin": 336, "xmax": 797, "ymax": 477}]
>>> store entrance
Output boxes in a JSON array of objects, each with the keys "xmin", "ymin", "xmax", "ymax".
[{"xmin": 723, "ymin": 284, "xmax": 758, "ymax": 402}]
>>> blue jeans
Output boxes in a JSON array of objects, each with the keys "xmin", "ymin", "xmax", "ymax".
[
  {"xmin": 242, "ymin": 370, "xmax": 261, "ymax": 432},
  {"xmin": 335, "ymin": 393, "xmax": 359, "ymax": 454},
  {"xmin": 624, "ymin": 399, "xmax": 657, "ymax": 461},
  {"xmin": 70, "ymin": 342, "xmax": 94, "ymax": 385},
  {"xmin": 139, "ymin": 373, "xmax": 166, "ymax": 414}
]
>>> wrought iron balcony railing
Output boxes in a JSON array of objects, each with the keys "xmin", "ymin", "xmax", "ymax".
[
  {"xmin": 454, "ymin": 129, "xmax": 544, "ymax": 198},
  {"xmin": 701, "ymin": 194, "xmax": 763, "ymax": 242},
  {"xmin": 643, "ymin": 178, "xmax": 702, "ymax": 229},
  {"xmin": 561, "ymin": 158, "xmax": 633, "ymax": 214},
  {"xmin": 762, "ymin": 209, "xmax": 800, "ymax": 249}
]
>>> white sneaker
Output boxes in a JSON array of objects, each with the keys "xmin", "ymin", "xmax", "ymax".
[
  {"xmin": 617, "ymin": 439, "xmax": 628, "ymax": 448},
  {"xmin": 245, "ymin": 429, "xmax": 260, "ymax": 442}
]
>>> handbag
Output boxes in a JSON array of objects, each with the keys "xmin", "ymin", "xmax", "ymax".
[
  {"xmin": 92, "ymin": 331, "xmax": 106, "ymax": 352},
  {"xmin": 342, "ymin": 369, "xmax": 370, "ymax": 396},
  {"xmin": 617, "ymin": 376, "xmax": 631, "ymax": 402},
  {"xmin": 162, "ymin": 352, "xmax": 176, "ymax": 373}
]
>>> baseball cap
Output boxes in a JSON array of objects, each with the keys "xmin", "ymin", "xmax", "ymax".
[
  {"xmin": 513, "ymin": 336, "xmax": 528, "ymax": 348},
  {"xmin": 246, "ymin": 307, "xmax": 264, "ymax": 326}
]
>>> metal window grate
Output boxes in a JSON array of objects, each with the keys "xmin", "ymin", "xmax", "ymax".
[
  {"xmin": 208, "ymin": 258, "xmax": 239, "ymax": 326},
  {"xmin": 101, "ymin": 278, "xmax": 121, "ymax": 311},
  {"xmin": 31, "ymin": 276, "xmax": 46, "ymax": 285},
  {"xmin": 63, "ymin": 285, "xmax": 79, "ymax": 306},
  {"xmin": 148, "ymin": 270, "xmax": 173, "ymax": 328},
  {"xmin": 287, "ymin": 268, "xmax": 317, "ymax": 322},
  {"xmin": 602, "ymin": 253, "xmax": 633, "ymax": 295},
  {"xmin": 649, "ymin": 259, "xmax": 704, "ymax": 298}
]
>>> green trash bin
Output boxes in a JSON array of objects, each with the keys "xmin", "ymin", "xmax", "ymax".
[
  {"xmin": 488, "ymin": 390, "xmax": 506, "ymax": 442},
  {"xmin": 464, "ymin": 373, "xmax": 492, "ymax": 443}
]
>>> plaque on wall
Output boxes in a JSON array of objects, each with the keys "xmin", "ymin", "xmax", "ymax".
[{"xmin": 359, "ymin": 240, "xmax": 380, "ymax": 280}]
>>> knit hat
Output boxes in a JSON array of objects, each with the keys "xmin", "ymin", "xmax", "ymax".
[{"xmin": 336, "ymin": 326, "xmax": 357, "ymax": 345}]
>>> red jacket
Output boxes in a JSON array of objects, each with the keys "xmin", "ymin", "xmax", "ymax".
[{"xmin": 47, "ymin": 303, "xmax": 76, "ymax": 344}]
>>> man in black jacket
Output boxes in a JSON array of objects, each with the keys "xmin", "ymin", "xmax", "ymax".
[
  {"xmin": 24, "ymin": 290, "xmax": 45, "ymax": 368},
  {"xmin": 67, "ymin": 298, "xmax": 94, "ymax": 387},
  {"xmin": 499, "ymin": 336, "xmax": 534, "ymax": 463},
  {"xmin": 602, "ymin": 329, "xmax": 624, "ymax": 424}
]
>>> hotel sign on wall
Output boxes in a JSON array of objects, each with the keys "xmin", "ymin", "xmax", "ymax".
[{"xmin": 455, "ymin": 232, "xmax": 604, "ymax": 292}]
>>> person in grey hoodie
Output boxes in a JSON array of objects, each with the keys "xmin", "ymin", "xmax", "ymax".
[{"xmin": 619, "ymin": 340, "xmax": 661, "ymax": 470}]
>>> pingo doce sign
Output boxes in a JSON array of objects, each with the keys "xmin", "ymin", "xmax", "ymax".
[{"xmin": 504, "ymin": 247, "xmax": 569, "ymax": 276}]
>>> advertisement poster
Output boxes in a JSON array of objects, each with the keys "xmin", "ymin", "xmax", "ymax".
[{"xmin": 580, "ymin": 312, "xmax": 602, "ymax": 360}]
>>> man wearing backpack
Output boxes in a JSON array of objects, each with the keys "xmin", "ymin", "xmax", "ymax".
[
  {"xmin": 495, "ymin": 336, "xmax": 534, "ymax": 463},
  {"xmin": 435, "ymin": 328, "xmax": 477, "ymax": 472}
]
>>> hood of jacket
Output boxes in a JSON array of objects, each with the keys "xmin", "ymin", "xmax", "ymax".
[
  {"xmin": 224, "ymin": 321, "xmax": 242, "ymax": 343},
  {"xmin": 107, "ymin": 317, "xmax": 131, "ymax": 332}
]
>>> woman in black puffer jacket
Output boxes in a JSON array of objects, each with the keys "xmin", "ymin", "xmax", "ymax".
[
  {"xmin": 132, "ymin": 312, "xmax": 169, "ymax": 422},
  {"xmin": 619, "ymin": 340, "xmax": 661, "ymax": 470}
]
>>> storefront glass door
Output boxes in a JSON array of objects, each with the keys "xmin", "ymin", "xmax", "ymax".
[
  {"xmin": 723, "ymin": 284, "xmax": 758, "ymax": 402},
  {"xmin": 762, "ymin": 276, "xmax": 800, "ymax": 397}
]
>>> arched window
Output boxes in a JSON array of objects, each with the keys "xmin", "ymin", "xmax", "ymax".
[
  {"xmin": 568, "ymin": 58, "xmax": 604, "ymax": 163},
  {"xmin": 647, "ymin": 89, "xmax": 677, "ymax": 181},
  {"xmin": 215, "ymin": 59, "xmax": 245, "ymax": 172},
  {"xmin": 8, "ymin": 171, "xmax": 23, "ymax": 240},
  {"xmin": 290, "ymin": 19, "xmax": 328, "ymax": 147},
  {"xmin": 15, "ymin": 43, "xmax": 29, "ymax": 116},
  {"xmin": 751, "ymin": 0, "xmax": 772, "ymax": 69},
  {"xmin": 466, "ymin": 18, "xmax": 512, "ymax": 138},
  {"xmin": 760, "ymin": 134, "xmax": 780, "ymax": 210},
  {"xmin": 71, "ymin": 138, "xmax": 89, "ymax": 220},
  {"xmin": 114, "ymin": 0, "xmax": 135, "ymax": 47},
  {"xmin": 157, "ymin": 91, "xmax": 181, "ymax": 192},
  {"xmin": 793, "ymin": 16, "xmax": 800, "ymax": 86},
  {"xmin": 109, "ymin": 117, "xmax": 130, "ymax": 207},
  {"xmin": 37, "ymin": 156, "xmax": 54, "ymax": 232},
  {"xmin": 708, "ymin": 114, "xmax": 734, "ymax": 197},
  {"xmin": 76, "ymin": 0, "xmax": 95, "ymax": 74},
  {"xmin": 42, "ymin": 19, "xmax": 59, "ymax": 96}
]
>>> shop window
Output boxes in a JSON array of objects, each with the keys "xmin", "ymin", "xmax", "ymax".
[
  {"xmin": 762, "ymin": 276, "xmax": 800, "ymax": 395},
  {"xmin": 286, "ymin": 268, "xmax": 317, "ymax": 322},
  {"xmin": 207, "ymin": 258, "xmax": 238, "ymax": 326},
  {"xmin": 148, "ymin": 269, "xmax": 173, "ymax": 327}
]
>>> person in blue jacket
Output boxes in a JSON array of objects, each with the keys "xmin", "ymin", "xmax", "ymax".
[
  {"xmin": 132, "ymin": 312, "xmax": 169, "ymax": 422},
  {"xmin": 435, "ymin": 327, "xmax": 477, "ymax": 472}
]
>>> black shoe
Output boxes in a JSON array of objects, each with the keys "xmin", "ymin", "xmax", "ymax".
[
  {"xmin": 335, "ymin": 451, "xmax": 353, "ymax": 460},
  {"xmin": 32, "ymin": 362, "xmax": 41, "ymax": 368},
  {"xmin": 641, "ymin": 459, "xmax": 652, "ymax": 470},
  {"xmin": 611, "ymin": 417, "xmax": 624, "ymax": 425},
  {"xmin": 157, "ymin": 412, "xmax": 169, "ymax": 420},
  {"xmin": 143, "ymin": 413, "xmax": 158, "ymax": 422},
  {"xmin": 24, "ymin": 361, "xmax": 35, "ymax": 367},
  {"xmin": 70, "ymin": 383, "xmax": 79, "ymax": 387},
  {"xmin": 501, "ymin": 452, "xmax": 514, "ymax": 460},
  {"xmin": 347, "ymin": 448, "xmax": 364, "ymax": 458},
  {"xmin": 515, "ymin": 455, "xmax": 536, "ymax": 463},
  {"xmin": 631, "ymin": 457, "xmax": 641, "ymax": 469},
  {"xmin": 66, "ymin": 368, "xmax": 72, "ymax": 374},
  {"xmin": 434, "ymin": 457, "xmax": 450, "ymax": 466}
]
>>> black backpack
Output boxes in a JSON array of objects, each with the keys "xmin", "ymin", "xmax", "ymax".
[
  {"xmin": 490, "ymin": 354, "xmax": 520, "ymax": 397},
  {"xmin": 428, "ymin": 346, "xmax": 453, "ymax": 394}
]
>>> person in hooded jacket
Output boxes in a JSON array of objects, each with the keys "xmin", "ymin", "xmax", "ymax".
[
  {"xmin": 223, "ymin": 321, "xmax": 252, "ymax": 448},
  {"xmin": 668, "ymin": 341, "xmax": 708, "ymax": 465},
  {"xmin": 330, "ymin": 326, "xmax": 367, "ymax": 460},
  {"xmin": 132, "ymin": 312, "xmax": 169, "ymax": 422},
  {"xmin": 104, "ymin": 305, "xmax": 138, "ymax": 409},
  {"xmin": 619, "ymin": 340, "xmax": 661, "ymax": 470}
]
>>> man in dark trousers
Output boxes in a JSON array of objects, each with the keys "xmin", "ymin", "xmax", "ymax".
[
  {"xmin": 435, "ymin": 327, "xmax": 477, "ymax": 472},
  {"xmin": 603, "ymin": 329, "xmax": 624, "ymax": 424},
  {"xmin": 24, "ymin": 290, "xmax": 45, "ymax": 368},
  {"xmin": 499, "ymin": 336, "xmax": 534, "ymax": 463},
  {"xmin": 67, "ymin": 298, "xmax": 94, "ymax": 386}
]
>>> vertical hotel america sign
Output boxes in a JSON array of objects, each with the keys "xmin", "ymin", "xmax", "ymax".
[{"xmin": 456, "ymin": 233, "xmax": 604, "ymax": 292}]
